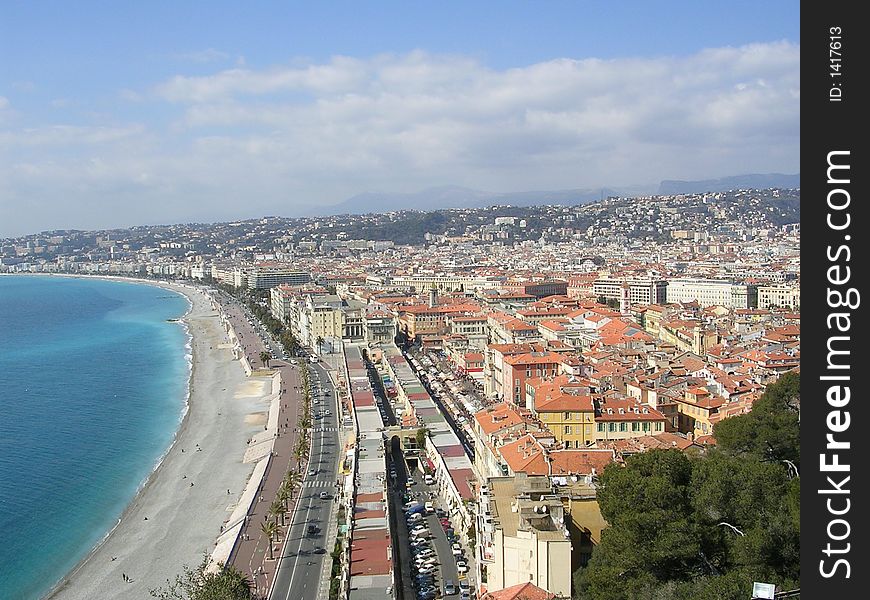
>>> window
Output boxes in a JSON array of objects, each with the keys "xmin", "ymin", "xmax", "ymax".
[
  {"xmin": 631, "ymin": 422, "xmax": 639, "ymax": 432},
  {"xmin": 597, "ymin": 423, "xmax": 604, "ymax": 432},
  {"xmin": 564, "ymin": 425, "xmax": 571, "ymax": 434},
  {"xmin": 656, "ymin": 423, "xmax": 663, "ymax": 431},
  {"xmin": 619, "ymin": 422, "xmax": 627, "ymax": 432},
  {"xmin": 564, "ymin": 412, "xmax": 571, "ymax": 420},
  {"xmin": 608, "ymin": 423, "xmax": 616, "ymax": 432},
  {"xmin": 642, "ymin": 422, "xmax": 650, "ymax": 432}
]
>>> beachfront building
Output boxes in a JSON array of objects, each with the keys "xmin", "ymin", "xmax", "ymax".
[
  {"xmin": 269, "ymin": 284, "xmax": 298, "ymax": 324},
  {"xmin": 245, "ymin": 265, "xmax": 311, "ymax": 289},
  {"xmin": 477, "ymin": 475, "xmax": 573, "ymax": 598}
]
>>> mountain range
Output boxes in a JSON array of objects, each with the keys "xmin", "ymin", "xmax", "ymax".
[{"xmin": 317, "ymin": 173, "xmax": 800, "ymax": 216}]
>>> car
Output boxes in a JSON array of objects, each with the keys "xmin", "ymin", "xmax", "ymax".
[
  {"xmin": 308, "ymin": 468, "xmax": 317, "ymax": 476},
  {"xmin": 459, "ymin": 580, "xmax": 470, "ymax": 592},
  {"xmin": 319, "ymin": 491, "xmax": 331, "ymax": 500},
  {"xmin": 460, "ymin": 592, "xmax": 471, "ymax": 600},
  {"xmin": 313, "ymin": 546, "xmax": 326, "ymax": 554},
  {"xmin": 443, "ymin": 581, "xmax": 457, "ymax": 595},
  {"xmin": 307, "ymin": 524, "xmax": 318, "ymax": 535},
  {"xmin": 416, "ymin": 566, "xmax": 434, "ymax": 575},
  {"xmin": 456, "ymin": 563, "xmax": 469, "ymax": 574}
]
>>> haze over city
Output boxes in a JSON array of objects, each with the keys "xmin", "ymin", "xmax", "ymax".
[{"xmin": 1, "ymin": 1, "xmax": 799, "ymax": 238}]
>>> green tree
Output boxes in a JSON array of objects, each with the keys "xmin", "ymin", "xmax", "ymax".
[
  {"xmin": 261, "ymin": 521, "xmax": 277, "ymax": 561},
  {"xmin": 259, "ymin": 351, "xmax": 271, "ymax": 369},
  {"xmin": 150, "ymin": 553, "xmax": 254, "ymax": 600},
  {"xmin": 713, "ymin": 371, "xmax": 800, "ymax": 468},
  {"xmin": 270, "ymin": 498, "xmax": 287, "ymax": 529}
]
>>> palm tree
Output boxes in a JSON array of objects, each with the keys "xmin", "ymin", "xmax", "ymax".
[
  {"xmin": 315, "ymin": 336, "xmax": 324, "ymax": 354},
  {"xmin": 259, "ymin": 350, "xmax": 271, "ymax": 368},
  {"xmin": 261, "ymin": 520, "xmax": 277, "ymax": 560},
  {"xmin": 277, "ymin": 484, "xmax": 290, "ymax": 513},
  {"xmin": 284, "ymin": 469, "xmax": 301, "ymax": 499},
  {"xmin": 270, "ymin": 498, "xmax": 286, "ymax": 528}
]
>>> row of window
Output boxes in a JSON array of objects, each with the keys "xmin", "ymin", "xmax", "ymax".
[{"xmin": 596, "ymin": 421, "xmax": 662, "ymax": 433}]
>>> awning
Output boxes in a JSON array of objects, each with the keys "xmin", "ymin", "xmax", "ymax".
[{"xmin": 425, "ymin": 457, "xmax": 436, "ymax": 471}]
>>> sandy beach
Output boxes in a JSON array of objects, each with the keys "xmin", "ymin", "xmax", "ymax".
[{"xmin": 47, "ymin": 281, "xmax": 271, "ymax": 600}]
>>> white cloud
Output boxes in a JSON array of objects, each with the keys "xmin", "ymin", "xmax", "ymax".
[{"xmin": 1, "ymin": 43, "xmax": 799, "ymax": 236}]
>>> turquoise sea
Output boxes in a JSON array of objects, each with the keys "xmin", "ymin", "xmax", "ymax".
[{"xmin": 0, "ymin": 276, "xmax": 190, "ymax": 600}]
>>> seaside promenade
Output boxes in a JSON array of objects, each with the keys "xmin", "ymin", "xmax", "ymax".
[{"xmin": 214, "ymin": 298, "xmax": 309, "ymax": 597}]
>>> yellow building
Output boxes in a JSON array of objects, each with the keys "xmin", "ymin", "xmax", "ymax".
[
  {"xmin": 526, "ymin": 376, "xmax": 596, "ymax": 448},
  {"xmin": 674, "ymin": 387, "xmax": 726, "ymax": 438}
]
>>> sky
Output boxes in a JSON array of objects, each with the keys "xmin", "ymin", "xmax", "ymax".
[{"xmin": 0, "ymin": 1, "xmax": 800, "ymax": 238}]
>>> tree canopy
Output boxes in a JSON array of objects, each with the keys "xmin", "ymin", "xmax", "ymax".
[
  {"xmin": 150, "ymin": 555, "xmax": 255, "ymax": 600},
  {"xmin": 575, "ymin": 373, "xmax": 800, "ymax": 599}
]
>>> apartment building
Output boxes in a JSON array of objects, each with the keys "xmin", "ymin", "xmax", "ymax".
[
  {"xmin": 525, "ymin": 376, "xmax": 596, "ymax": 448},
  {"xmin": 477, "ymin": 475, "xmax": 572, "ymax": 598},
  {"xmin": 757, "ymin": 283, "xmax": 800, "ymax": 310},
  {"xmin": 594, "ymin": 397, "xmax": 668, "ymax": 441},
  {"xmin": 246, "ymin": 265, "xmax": 311, "ymax": 289},
  {"xmin": 593, "ymin": 277, "xmax": 667, "ymax": 305}
]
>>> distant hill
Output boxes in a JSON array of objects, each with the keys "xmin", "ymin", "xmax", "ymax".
[
  {"xmin": 657, "ymin": 173, "xmax": 800, "ymax": 195},
  {"xmin": 321, "ymin": 184, "xmax": 654, "ymax": 215},
  {"xmin": 318, "ymin": 174, "xmax": 800, "ymax": 216}
]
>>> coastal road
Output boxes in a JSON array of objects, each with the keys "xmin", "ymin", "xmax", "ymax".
[
  {"xmin": 269, "ymin": 360, "xmax": 342, "ymax": 600},
  {"xmin": 215, "ymin": 296, "xmax": 304, "ymax": 596},
  {"xmin": 226, "ymin": 360, "xmax": 302, "ymax": 598}
]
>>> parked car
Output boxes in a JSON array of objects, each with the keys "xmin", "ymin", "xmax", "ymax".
[{"xmin": 443, "ymin": 581, "xmax": 457, "ymax": 595}]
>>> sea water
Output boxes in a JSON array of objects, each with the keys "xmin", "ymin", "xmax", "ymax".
[{"xmin": 0, "ymin": 276, "xmax": 190, "ymax": 599}]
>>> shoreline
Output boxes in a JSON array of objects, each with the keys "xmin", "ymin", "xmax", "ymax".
[{"xmin": 42, "ymin": 276, "xmax": 270, "ymax": 600}]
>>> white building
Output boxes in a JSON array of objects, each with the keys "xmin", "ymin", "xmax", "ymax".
[
  {"xmin": 593, "ymin": 277, "xmax": 668, "ymax": 305},
  {"xmin": 665, "ymin": 278, "xmax": 758, "ymax": 309},
  {"xmin": 758, "ymin": 283, "xmax": 800, "ymax": 310}
]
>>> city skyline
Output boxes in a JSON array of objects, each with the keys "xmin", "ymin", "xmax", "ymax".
[{"xmin": 1, "ymin": 1, "xmax": 799, "ymax": 237}]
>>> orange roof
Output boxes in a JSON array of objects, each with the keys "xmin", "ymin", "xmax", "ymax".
[
  {"xmin": 503, "ymin": 351, "xmax": 563, "ymax": 366},
  {"xmin": 482, "ymin": 582, "xmax": 556, "ymax": 600},
  {"xmin": 474, "ymin": 403, "xmax": 526, "ymax": 435},
  {"xmin": 549, "ymin": 448, "xmax": 615, "ymax": 475}
]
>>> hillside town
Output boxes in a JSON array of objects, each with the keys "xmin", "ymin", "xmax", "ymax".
[{"xmin": 2, "ymin": 189, "xmax": 800, "ymax": 599}]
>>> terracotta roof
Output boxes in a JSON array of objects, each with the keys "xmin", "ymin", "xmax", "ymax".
[{"xmin": 482, "ymin": 582, "xmax": 556, "ymax": 600}]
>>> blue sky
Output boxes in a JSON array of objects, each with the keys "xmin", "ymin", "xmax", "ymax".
[{"xmin": 0, "ymin": 1, "xmax": 800, "ymax": 237}]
